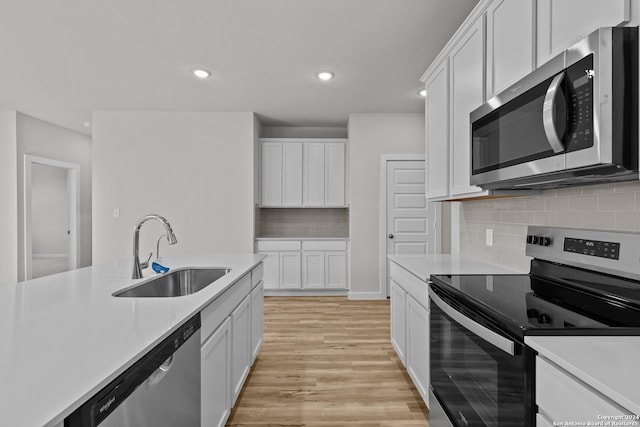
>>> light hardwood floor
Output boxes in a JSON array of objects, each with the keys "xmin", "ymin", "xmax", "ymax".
[{"xmin": 227, "ymin": 296, "xmax": 428, "ymax": 426}]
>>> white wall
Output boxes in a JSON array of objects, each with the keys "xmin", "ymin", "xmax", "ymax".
[
  {"xmin": 31, "ymin": 164, "xmax": 68, "ymax": 255},
  {"xmin": 0, "ymin": 111, "xmax": 18, "ymax": 284},
  {"xmin": 92, "ymin": 112, "xmax": 256, "ymax": 264},
  {"xmin": 16, "ymin": 113, "xmax": 92, "ymax": 281},
  {"xmin": 261, "ymin": 126, "xmax": 347, "ymax": 138},
  {"xmin": 347, "ymin": 113, "xmax": 425, "ymax": 298}
]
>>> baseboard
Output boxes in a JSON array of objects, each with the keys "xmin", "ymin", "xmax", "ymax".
[
  {"xmin": 348, "ymin": 291, "xmax": 387, "ymax": 300},
  {"xmin": 264, "ymin": 289, "xmax": 349, "ymax": 297},
  {"xmin": 32, "ymin": 254, "xmax": 68, "ymax": 259}
]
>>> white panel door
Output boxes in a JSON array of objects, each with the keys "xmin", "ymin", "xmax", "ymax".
[
  {"xmin": 261, "ymin": 142, "xmax": 282, "ymax": 206},
  {"xmin": 260, "ymin": 252, "xmax": 279, "ymax": 289},
  {"xmin": 302, "ymin": 251, "xmax": 325, "ymax": 288},
  {"xmin": 425, "ymin": 60, "xmax": 450, "ymax": 200},
  {"xmin": 201, "ymin": 318, "xmax": 231, "ymax": 427},
  {"xmin": 282, "ymin": 143, "xmax": 303, "ymax": 206},
  {"xmin": 325, "ymin": 251, "xmax": 347, "ymax": 289},
  {"xmin": 250, "ymin": 281, "xmax": 263, "ymax": 363},
  {"xmin": 231, "ymin": 296, "xmax": 251, "ymax": 405},
  {"xmin": 386, "ymin": 160, "xmax": 428, "ymax": 295},
  {"xmin": 325, "ymin": 143, "xmax": 346, "ymax": 206},
  {"xmin": 390, "ymin": 280, "xmax": 407, "ymax": 366},
  {"xmin": 406, "ymin": 295, "xmax": 430, "ymax": 406},
  {"xmin": 280, "ymin": 252, "xmax": 301, "ymax": 289},
  {"xmin": 304, "ymin": 143, "xmax": 325, "ymax": 206},
  {"xmin": 537, "ymin": 0, "xmax": 630, "ymax": 65},
  {"xmin": 486, "ymin": 0, "xmax": 535, "ymax": 97},
  {"xmin": 449, "ymin": 17, "xmax": 486, "ymax": 197}
]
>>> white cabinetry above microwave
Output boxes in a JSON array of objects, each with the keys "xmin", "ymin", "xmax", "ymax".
[
  {"xmin": 260, "ymin": 138, "xmax": 347, "ymax": 208},
  {"xmin": 421, "ymin": 0, "xmax": 636, "ymax": 202}
]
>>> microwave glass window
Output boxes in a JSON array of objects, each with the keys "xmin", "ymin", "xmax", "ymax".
[{"xmin": 472, "ymin": 75, "xmax": 563, "ymax": 174}]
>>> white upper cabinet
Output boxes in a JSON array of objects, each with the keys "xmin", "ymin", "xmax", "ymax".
[
  {"xmin": 449, "ymin": 16, "xmax": 488, "ymax": 198},
  {"xmin": 486, "ymin": 0, "xmax": 535, "ymax": 98},
  {"xmin": 537, "ymin": 0, "xmax": 630, "ymax": 65},
  {"xmin": 261, "ymin": 139, "xmax": 347, "ymax": 207},
  {"xmin": 425, "ymin": 59, "xmax": 450, "ymax": 200}
]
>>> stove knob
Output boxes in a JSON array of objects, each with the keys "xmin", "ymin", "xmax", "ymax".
[
  {"xmin": 526, "ymin": 308, "xmax": 539, "ymax": 319},
  {"xmin": 541, "ymin": 237, "xmax": 551, "ymax": 246},
  {"xmin": 532, "ymin": 236, "xmax": 540, "ymax": 245},
  {"xmin": 526, "ymin": 235, "xmax": 534, "ymax": 244},
  {"xmin": 537, "ymin": 313, "xmax": 552, "ymax": 324}
]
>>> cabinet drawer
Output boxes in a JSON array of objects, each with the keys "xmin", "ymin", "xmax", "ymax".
[
  {"xmin": 389, "ymin": 262, "xmax": 428, "ymax": 310},
  {"xmin": 302, "ymin": 240, "xmax": 347, "ymax": 251},
  {"xmin": 256, "ymin": 240, "xmax": 301, "ymax": 251},
  {"xmin": 536, "ymin": 356, "xmax": 632, "ymax": 422},
  {"xmin": 251, "ymin": 262, "xmax": 264, "ymax": 287},
  {"xmin": 201, "ymin": 273, "xmax": 251, "ymax": 344}
]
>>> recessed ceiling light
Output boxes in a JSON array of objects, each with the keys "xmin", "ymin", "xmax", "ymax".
[
  {"xmin": 419, "ymin": 89, "xmax": 427, "ymax": 97},
  {"xmin": 316, "ymin": 71, "xmax": 335, "ymax": 81},
  {"xmin": 83, "ymin": 121, "xmax": 92, "ymax": 127},
  {"xmin": 192, "ymin": 68, "xmax": 212, "ymax": 79}
]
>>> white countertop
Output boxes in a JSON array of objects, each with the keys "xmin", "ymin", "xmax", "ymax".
[
  {"xmin": 255, "ymin": 237, "xmax": 349, "ymax": 240},
  {"xmin": 388, "ymin": 254, "xmax": 521, "ymax": 281},
  {"xmin": 526, "ymin": 336, "xmax": 640, "ymax": 415},
  {"xmin": 0, "ymin": 253, "xmax": 264, "ymax": 427}
]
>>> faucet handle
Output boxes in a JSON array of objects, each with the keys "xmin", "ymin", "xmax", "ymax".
[{"xmin": 140, "ymin": 252, "xmax": 153, "ymax": 269}]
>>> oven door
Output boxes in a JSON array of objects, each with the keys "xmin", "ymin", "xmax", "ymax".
[{"xmin": 429, "ymin": 285, "xmax": 534, "ymax": 427}]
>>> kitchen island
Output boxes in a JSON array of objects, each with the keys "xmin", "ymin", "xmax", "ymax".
[{"xmin": 0, "ymin": 253, "xmax": 265, "ymax": 427}]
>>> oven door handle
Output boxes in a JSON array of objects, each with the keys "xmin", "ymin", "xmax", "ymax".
[
  {"xmin": 542, "ymin": 72, "xmax": 566, "ymax": 154},
  {"xmin": 430, "ymin": 290, "xmax": 515, "ymax": 356}
]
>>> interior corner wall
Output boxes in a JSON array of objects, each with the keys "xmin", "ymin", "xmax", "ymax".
[
  {"xmin": 92, "ymin": 112, "xmax": 255, "ymax": 265},
  {"xmin": 0, "ymin": 111, "xmax": 18, "ymax": 284},
  {"xmin": 347, "ymin": 113, "xmax": 425, "ymax": 298},
  {"xmin": 15, "ymin": 113, "xmax": 93, "ymax": 281}
]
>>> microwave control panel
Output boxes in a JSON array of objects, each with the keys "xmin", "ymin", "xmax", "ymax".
[
  {"xmin": 565, "ymin": 54, "xmax": 594, "ymax": 152},
  {"xmin": 563, "ymin": 237, "xmax": 620, "ymax": 260}
]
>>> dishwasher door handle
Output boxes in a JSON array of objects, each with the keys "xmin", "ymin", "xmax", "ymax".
[
  {"xmin": 145, "ymin": 356, "xmax": 174, "ymax": 388},
  {"xmin": 430, "ymin": 290, "xmax": 515, "ymax": 356}
]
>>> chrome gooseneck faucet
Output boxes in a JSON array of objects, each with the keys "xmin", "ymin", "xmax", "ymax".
[{"xmin": 132, "ymin": 214, "xmax": 178, "ymax": 279}]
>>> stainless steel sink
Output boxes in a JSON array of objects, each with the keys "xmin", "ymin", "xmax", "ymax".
[{"xmin": 113, "ymin": 267, "xmax": 231, "ymax": 297}]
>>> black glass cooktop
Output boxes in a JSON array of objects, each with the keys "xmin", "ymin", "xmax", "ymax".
[{"xmin": 430, "ymin": 259, "xmax": 640, "ymax": 340}]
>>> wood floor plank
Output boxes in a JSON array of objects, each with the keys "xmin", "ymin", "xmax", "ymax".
[{"xmin": 227, "ymin": 296, "xmax": 428, "ymax": 426}]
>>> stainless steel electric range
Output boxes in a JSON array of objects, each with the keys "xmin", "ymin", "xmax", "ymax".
[{"xmin": 428, "ymin": 226, "xmax": 640, "ymax": 427}]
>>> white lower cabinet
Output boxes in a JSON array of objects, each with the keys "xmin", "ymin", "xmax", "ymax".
[
  {"xmin": 390, "ymin": 280, "xmax": 407, "ymax": 365},
  {"xmin": 250, "ymin": 281, "xmax": 264, "ymax": 363},
  {"xmin": 201, "ymin": 318, "xmax": 231, "ymax": 427},
  {"xmin": 389, "ymin": 261, "xmax": 430, "ymax": 408},
  {"xmin": 200, "ymin": 263, "xmax": 264, "ymax": 427},
  {"xmin": 258, "ymin": 240, "xmax": 349, "ymax": 291},
  {"xmin": 406, "ymin": 295, "xmax": 430, "ymax": 403},
  {"xmin": 231, "ymin": 296, "xmax": 251, "ymax": 405}
]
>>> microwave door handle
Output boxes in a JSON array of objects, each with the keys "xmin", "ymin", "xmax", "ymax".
[
  {"xmin": 543, "ymin": 72, "xmax": 566, "ymax": 153},
  {"xmin": 430, "ymin": 290, "xmax": 515, "ymax": 356}
]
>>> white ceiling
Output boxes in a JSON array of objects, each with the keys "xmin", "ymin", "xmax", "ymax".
[{"xmin": 0, "ymin": 0, "xmax": 478, "ymax": 134}]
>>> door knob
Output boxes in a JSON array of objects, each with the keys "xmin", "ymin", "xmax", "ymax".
[{"xmin": 388, "ymin": 234, "xmax": 394, "ymax": 239}]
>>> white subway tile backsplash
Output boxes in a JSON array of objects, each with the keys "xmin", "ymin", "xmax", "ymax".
[{"xmin": 459, "ymin": 181, "xmax": 640, "ymax": 271}]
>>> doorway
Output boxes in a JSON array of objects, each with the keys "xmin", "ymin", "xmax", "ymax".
[
  {"xmin": 380, "ymin": 156, "xmax": 439, "ymax": 297},
  {"xmin": 24, "ymin": 155, "xmax": 80, "ymax": 280}
]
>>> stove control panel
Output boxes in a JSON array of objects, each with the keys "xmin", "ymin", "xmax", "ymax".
[{"xmin": 563, "ymin": 237, "xmax": 620, "ymax": 260}]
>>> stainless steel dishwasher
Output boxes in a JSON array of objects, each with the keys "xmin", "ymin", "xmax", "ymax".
[{"xmin": 65, "ymin": 314, "xmax": 201, "ymax": 427}]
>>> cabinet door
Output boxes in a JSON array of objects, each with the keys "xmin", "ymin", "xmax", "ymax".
[
  {"xmin": 302, "ymin": 251, "xmax": 325, "ymax": 289},
  {"xmin": 260, "ymin": 252, "xmax": 280, "ymax": 289},
  {"xmin": 406, "ymin": 295, "xmax": 430, "ymax": 406},
  {"xmin": 250, "ymin": 281, "xmax": 263, "ymax": 364},
  {"xmin": 231, "ymin": 296, "xmax": 251, "ymax": 405},
  {"xmin": 304, "ymin": 142, "xmax": 325, "ymax": 206},
  {"xmin": 449, "ymin": 17, "xmax": 487, "ymax": 197},
  {"xmin": 537, "ymin": 0, "xmax": 630, "ymax": 65},
  {"xmin": 425, "ymin": 60, "xmax": 450, "ymax": 200},
  {"xmin": 486, "ymin": 0, "xmax": 535, "ymax": 98},
  {"xmin": 261, "ymin": 142, "xmax": 282, "ymax": 206},
  {"xmin": 201, "ymin": 317, "xmax": 231, "ymax": 427},
  {"xmin": 325, "ymin": 143, "xmax": 346, "ymax": 206},
  {"xmin": 280, "ymin": 252, "xmax": 301, "ymax": 289},
  {"xmin": 390, "ymin": 281, "xmax": 407, "ymax": 366},
  {"xmin": 282, "ymin": 143, "xmax": 303, "ymax": 206},
  {"xmin": 325, "ymin": 251, "xmax": 347, "ymax": 289}
]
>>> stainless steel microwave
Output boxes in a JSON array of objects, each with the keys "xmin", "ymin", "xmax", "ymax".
[{"xmin": 470, "ymin": 27, "xmax": 638, "ymax": 190}]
